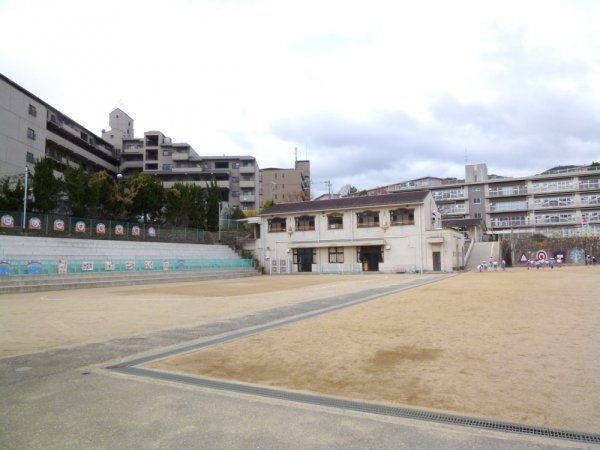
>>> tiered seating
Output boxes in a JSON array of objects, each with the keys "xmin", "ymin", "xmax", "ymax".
[{"xmin": 0, "ymin": 235, "xmax": 259, "ymax": 293}]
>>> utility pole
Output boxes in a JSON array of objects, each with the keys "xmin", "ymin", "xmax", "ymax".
[{"xmin": 22, "ymin": 166, "xmax": 28, "ymax": 231}]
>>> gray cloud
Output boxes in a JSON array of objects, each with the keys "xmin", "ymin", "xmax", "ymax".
[{"xmin": 267, "ymin": 26, "xmax": 600, "ymax": 194}]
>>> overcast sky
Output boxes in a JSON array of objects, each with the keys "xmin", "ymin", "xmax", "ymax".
[{"xmin": 2, "ymin": 0, "xmax": 600, "ymax": 197}]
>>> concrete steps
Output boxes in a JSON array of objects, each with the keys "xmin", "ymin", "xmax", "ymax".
[
  {"xmin": 0, "ymin": 235, "xmax": 237, "ymax": 260},
  {"xmin": 0, "ymin": 235, "xmax": 260, "ymax": 293},
  {"xmin": 0, "ymin": 268, "xmax": 260, "ymax": 294}
]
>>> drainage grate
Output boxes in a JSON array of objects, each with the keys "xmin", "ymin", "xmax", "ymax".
[{"xmin": 111, "ymin": 366, "xmax": 600, "ymax": 445}]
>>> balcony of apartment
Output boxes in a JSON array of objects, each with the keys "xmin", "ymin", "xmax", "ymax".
[
  {"xmin": 240, "ymin": 195, "xmax": 256, "ymax": 203},
  {"xmin": 46, "ymin": 115, "xmax": 119, "ymax": 165},
  {"xmin": 579, "ymin": 178, "xmax": 600, "ymax": 191},
  {"xmin": 487, "ymin": 185, "xmax": 528, "ymax": 197},
  {"xmin": 119, "ymin": 159, "xmax": 143, "ymax": 171},
  {"xmin": 534, "ymin": 212, "xmax": 578, "ymax": 226},
  {"xmin": 432, "ymin": 189, "xmax": 466, "ymax": 202},
  {"xmin": 532, "ymin": 197, "xmax": 575, "ymax": 210},
  {"xmin": 580, "ymin": 194, "xmax": 600, "ymax": 208},
  {"xmin": 531, "ymin": 180, "xmax": 576, "ymax": 194},
  {"xmin": 122, "ymin": 143, "xmax": 143, "ymax": 153},
  {"xmin": 171, "ymin": 150, "xmax": 190, "ymax": 161},
  {"xmin": 438, "ymin": 203, "xmax": 467, "ymax": 216},
  {"xmin": 239, "ymin": 179, "xmax": 255, "ymax": 188},
  {"xmin": 239, "ymin": 164, "xmax": 256, "ymax": 174},
  {"xmin": 488, "ymin": 201, "xmax": 528, "ymax": 213},
  {"xmin": 489, "ymin": 216, "xmax": 530, "ymax": 228}
]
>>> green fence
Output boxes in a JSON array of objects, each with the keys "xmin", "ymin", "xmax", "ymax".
[
  {"xmin": 0, "ymin": 210, "xmax": 243, "ymax": 243},
  {"xmin": 0, "ymin": 257, "xmax": 253, "ymax": 277}
]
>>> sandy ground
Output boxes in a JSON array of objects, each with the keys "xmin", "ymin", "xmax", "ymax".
[
  {"xmin": 0, "ymin": 274, "xmax": 418, "ymax": 357},
  {"xmin": 2, "ymin": 267, "xmax": 599, "ymax": 434}
]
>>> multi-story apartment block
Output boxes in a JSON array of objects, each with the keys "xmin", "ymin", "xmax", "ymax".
[
  {"xmin": 369, "ymin": 163, "xmax": 600, "ymax": 238},
  {"xmin": 1, "ymin": 75, "xmax": 262, "ymax": 219},
  {"xmin": 115, "ymin": 127, "xmax": 261, "ymax": 215},
  {"xmin": 260, "ymin": 159, "xmax": 310, "ymax": 206},
  {"xmin": 253, "ymin": 191, "xmax": 464, "ymax": 274},
  {"xmin": 1, "ymin": 73, "xmax": 120, "ymax": 179}
]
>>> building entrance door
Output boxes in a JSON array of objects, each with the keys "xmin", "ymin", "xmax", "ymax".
[
  {"xmin": 432, "ymin": 251, "xmax": 441, "ymax": 271},
  {"xmin": 359, "ymin": 246, "xmax": 383, "ymax": 272},
  {"xmin": 296, "ymin": 248, "xmax": 313, "ymax": 272}
]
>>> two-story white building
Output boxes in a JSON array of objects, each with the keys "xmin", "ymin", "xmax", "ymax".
[{"xmin": 253, "ymin": 190, "xmax": 465, "ymax": 274}]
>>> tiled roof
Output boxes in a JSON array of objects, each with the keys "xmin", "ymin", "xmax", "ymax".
[{"xmin": 261, "ymin": 191, "xmax": 430, "ymax": 216}]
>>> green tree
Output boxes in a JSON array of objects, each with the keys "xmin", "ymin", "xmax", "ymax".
[
  {"xmin": 164, "ymin": 184, "xmax": 186, "ymax": 226},
  {"xmin": 0, "ymin": 175, "xmax": 25, "ymax": 211},
  {"xmin": 127, "ymin": 173, "xmax": 165, "ymax": 223},
  {"xmin": 31, "ymin": 158, "xmax": 62, "ymax": 213},
  {"xmin": 205, "ymin": 178, "xmax": 221, "ymax": 232},
  {"xmin": 231, "ymin": 206, "xmax": 246, "ymax": 220},
  {"xmin": 63, "ymin": 165, "xmax": 90, "ymax": 217},
  {"xmin": 261, "ymin": 199, "xmax": 275, "ymax": 212},
  {"xmin": 163, "ymin": 183, "xmax": 202, "ymax": 226},
  {"xmin": 186, "ymin": 183, "xmax": 207, "ymax": 228},
  {"xmin": 87, "ymin": 171, "xmax": 122, "ymax": 219}
]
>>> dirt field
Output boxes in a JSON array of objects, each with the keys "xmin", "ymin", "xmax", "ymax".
[
  {"xmin": 2, "ymin": 267, "xmax": 599, "ymax": 434},
  {"xmin": 148, "ymin": 267, "xmax": 600, "ymax": 433}
]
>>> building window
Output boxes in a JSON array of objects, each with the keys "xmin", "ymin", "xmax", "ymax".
[
  {"xmin": 27, "ymin": 128, "xmax": 36, "ymax": 140},
  {"xmin": 473, "ymin": 198, "xmax": 481, "ymax": 204},
  {"xmin": 232, "ymin": 191, "xmax": 240, "ymax": 197},
  {"xmin": 390, "ymin": 208, "xmax": 414, "ymax": 225},
  {"xmin": 26, "ymin": 152, "xmax": 34, "ymax": 163},
  {"xmin": 231, "ymin": 177, "xmax": 239, "ymax": 183},
  {"xmin": 28, "ymin": 104, "xmax": 37, "ymax": 117},
  {"xmin": 327, "ymin": 213, "xmax": 343, "ymax": 229},
  {"xmin": 328, "ymin": 247, "xmax": 344, "ymax": 263},
  {"xmin": 356, "ymin": 210, "xmax": 379, "ymax": 227},
  {"xmin": 295, "ymin": 215, "xmax": 315, "ymax": 231},
  {"xmin": 268, "ymin": 217, "xmax": 286, "ymax": 232},
  {"xmin": 215, "ymin": 161, "xmax": 229, "ymax": 169},
  {"xmin": 162, "ymin": 164, "xmax": 172, "ymax": 171},
  {"xmin": 474, "ymin": 212, "xmax": 482, "ymax": 219}
]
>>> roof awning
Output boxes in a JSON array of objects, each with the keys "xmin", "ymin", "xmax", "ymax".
[{"xmin": 288, "ymin": 239, "xmax": 385, "ymax": 248}]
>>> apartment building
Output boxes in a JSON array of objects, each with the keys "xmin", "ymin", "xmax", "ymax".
[
  {"xmin": 0, "ymin": 73, "xmax": 120, "ymax": 179},
  {"xmin": 254, "ymin": 190, "xmax": 464, "ymax": 274},
  {"xmin": 260, "ymin": 159, "xmax": 311, "ymax": 205},
  {"xmin": 117, "ymin": 129, "xmax": 261, "ymax": 214},
  {"xmin": 370, "ymin": 163, "xmax": 600, "ymax": 238},
  {"xmin": 1, "ymin": 75, "xmax": 261, "ymax": 217}
]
